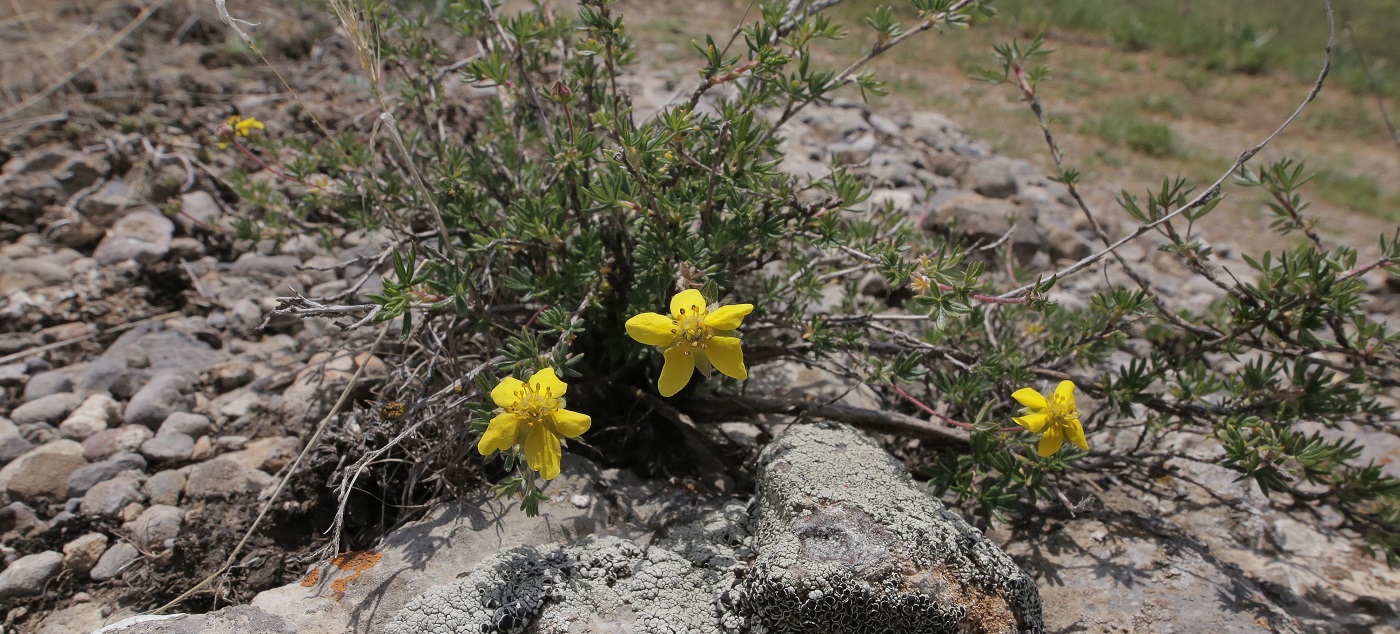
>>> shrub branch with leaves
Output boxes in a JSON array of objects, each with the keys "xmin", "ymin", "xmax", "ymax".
[{"xmin": 246, "ymin": 0, "xmax": 1400, "ymax": 563}]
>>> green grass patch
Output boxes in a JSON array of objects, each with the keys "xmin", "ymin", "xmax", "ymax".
[
  {"xmin": 987, "ymin": 0, "xmax": 1400, "ymax": 98},
  {"xmin": 1312, "ymin": 168, "xmax": 1400, "ymax": 220},
  {"xmin": 1082, "ymin": 112, "xmax": 1178, "ymax": 157}
]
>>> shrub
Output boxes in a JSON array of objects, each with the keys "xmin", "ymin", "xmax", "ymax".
[{"xmin": 223, "ymin": 0, "xmax": 1400, "ymax": 564}]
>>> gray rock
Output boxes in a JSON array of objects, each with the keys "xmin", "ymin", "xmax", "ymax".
[
  {"xmin": 158, "ymin": 412, "xmax": 212, "ymax": 438},
  {"xmin": 77, "ymin": 179, "xmax": 134, "ymax": 224},
  {"xmin": 78, "ymin": 324, "xmax": 224, "ymax": 397},
  {"xmin": 922, "ymin": 194, "xmax": 1047, "ymax": 265},
  {"xmin": 83, "ymin": 425, "xmax": 154, "ymax": 462},
  {"xmin": 31, "ymin": 600, "xmax": 108, "ymax": 634},
  {"xmin": 167, "ymin": 237, "xmax": 205, "ymax": 261},
  {"xmin": 735, "ymin": 422, "xmax": 1041, "ymax": 633},
  {"xmin": 209, "ymin": 359, "xmax": 255, "ymax": 393},
  {"xmin": 177, "ymin": 190, "xmax": 223, "ymax": 233},
  {"xmin": 1045, "ymin": 225, "xmax": 1093, "ymax": 261},
  {"xmin": 123, "ymin": 373, "xmax": 191, "ymax": 429},
  {"xmin": 92, "ymin": 208, "xmax": 175, "ymax": 265},
  {"xmin": 229, "ymin": 252, "xmax": 303, "ymax": 279},
  {"xmin": 62, "ymin": 532, "xmax": 109, "ymax": 575},
  {"xmin": 0, "ymin": 431, "xmax": 33, "ymax": 465},
  {"xmin": 184, "ymin": 458, "xmax": 275, "ymax": 500},
  {"xmin": 89, "ymin": 541, "xmax": 140, "ymax": 581},
  {"xmin": 962, "ymin": 157, "xmax": 1024, "ymax": 199},
  {"xmin": 0, "ymin": 363, "xmax": 26, "ymax": 387},
  {"xmin": 384, "ymin": 424, "xmax": 1042, "ymax": 633},
  {"xmin": 21, "ymin": 371, "xmax": 72, "ymax": 402},
  {"xmin": 96, "ymin": 606, "xmax": 294, "ymax": 634},
  {"xmin": 9, "ymin": 391, "xmax": 83, "ymax": 426},
  {"xmin": 250, "ymin": 454, "xmax": 615, "ymax": 634},
  {"xmin": 1, "ymin": 440, "xmax": 87, "ymax": 504},
  {"xmin": 140, "ymin": 433, "xmax": 194, "ymax": 463},
  {"xmin": 66, "ymin": 452, "xmax": 146, "ymax": 498},
  {"xmin": 124, "ymin": 504, "xmax": 183, "ymax": 551},
  {"xmin": 0, "ymin": 550, "xmax": 63, "ymax": 599},
  {"xmin": 143, "ymin": 469, "xmax": 187, "ymax": 506},
  {"xmin": 79, "ymin": 475, "xmax": 144, "ymax": 517}
]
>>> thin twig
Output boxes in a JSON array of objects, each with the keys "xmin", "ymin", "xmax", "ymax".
[
  {"xmin": 1345, "ymin": 24, "xmax": 1400, "ymax": 159},
  {"xmin": 997, "ymin": 0, "xmax": 1336, "ymax": 300},
  {"xmin": 695, "ymin": 393, "xmax": 970, "ymax": 445}
]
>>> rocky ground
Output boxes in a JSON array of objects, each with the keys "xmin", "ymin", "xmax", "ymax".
[{"xmin": 3, "ymin": 1, "xmax": 1400, "ymax": 633}]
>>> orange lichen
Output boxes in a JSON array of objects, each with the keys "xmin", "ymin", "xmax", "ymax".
[
  {"xmin": 328, "ymin": 550, "xmax": 382, "ymax": 593},
  {"xmin": 300, "ymin": 569, "xmax": 320, "ymax": 587}
]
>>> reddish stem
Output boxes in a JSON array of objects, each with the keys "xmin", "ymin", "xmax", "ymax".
[
  {"xmin": 524, "ymin": 304, "xmax": 551, "ymax": 328},
  {"xmin": 936, "ymin": 283, "xmax": 1029, "ymax": 305},
  {"xmin": 891, "ymin": 384, "xmax": 1023, "ymax": 433},
  {"xmin": 233, "ymin": 139, "xmax": 301, "ymax": 184}
]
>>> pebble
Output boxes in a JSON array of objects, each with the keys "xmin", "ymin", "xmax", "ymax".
[
  {"xmin": 9, "ymin": 392, "xmax": 83, "ymax": 426},
  {"xmin": 124, "ymin": 504, "xmax": 183, "ymax": 551},
  {"xmin": 142, "ymin": 469, "xmax": 187, "ymax": 506},
  {"xmin": 92, "ymin": 208, "xmax": 174, "ymax": 265},
  {"xmin": 66, "ymin": 452, "xmax": 146, "ymax": 498},
  {"xmin": 2, "ymin": 440, "xmax": 87, "ymax": 504},
  {"xmin": 20, "ymin": 371, "xmax": 72, "ymax": 402},
  {"xmin": 229, "ymin": 252, "xmax": 303, "ymax": 278},
  {"xmin": 0, "ymin": 430, "xmax": 33, "ymax": 465},
  {"xmin": 140, "ymin": 433, "xmax": 194, "ymax": 463},
  {"xmin": 157, "ymin": 412, "xmax": 212, "ymax": 438},
  {"xmin": 58, "ymin": 392, "xmax": 120, "ymax": 440},
  {"xmin": 123, "ymin": 373, "xmax": 191, "ymax": 429},
  {"xmin": 62, "ymin": 533, "xmax": 108, "ymax": 575},
  {"xmin": 190, "ymin": 435, "xmax": 213, "ymax": 461},
  {"xmin": 0, "ymin": 551, "xmax": 63, "ymax": 599},
  {"xmin": 82, "ymin": 425, "xmax": 154, "ymax": 462},
  {"xmin": 79, "ymin": 475, "xmax": 144, "ymax": 517},
  {"xmin": 0, "ymin": 363, "xmax": 27, "ymax": 387},
  {"xmin": 89, "ymin": 542, "xmax": 139, "ymax": 582},
  {"xmin": 177, "ymin": 190, "xmax": 222, "ymax": 232},
  {"xmin": 184, "ymin": 458, "xmax": 275, "ymax": 500}
]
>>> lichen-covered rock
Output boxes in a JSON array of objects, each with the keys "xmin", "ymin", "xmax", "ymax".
[
  {"xmin": 386, "ymin": 531, "xmax": 741, "ymax": 634},
  {"xmin": 385, "ymin": 422, "xmax": 1042, "ymax": 634},
  {"xmin": 732, "ymin": 422, "xmax": 1042, "ymax": 634}
]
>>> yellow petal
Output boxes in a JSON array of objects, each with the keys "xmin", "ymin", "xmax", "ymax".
[
  {"xmin": 478, "ymin": 412, "xmax": 520, "ymax": 455},
  {"xmin": 1013, "ymin": 412, "xmax": 1048, "ymax": 433},
  {"xmin": 1012, "ymin": 387, "xmax": 1048, "ymax": 410},
  {"xmin": 550, "ymin": 408, "xmax": 591, "ymax": 438},
  {"xmin": 658, "ymin": 346, "xmax": 695, "ymax": 397},
  {"xmin": 704, "ymin": 303, "xmax": 753, "ymax": 331},
  {"xmin": 1055, "ymin": 380, "xmax": 1076, "ymax": 402},
  {"xmin": 626, "ymin": 312, "xmax": 678, "ymax": 347},
  {"xmin": 491, "ymin": 377, "xmax": 525, "ymax": 408},
  {"xmin": 707, "ymin": 336, "xmax": 747, "ymax": 380},
  {"xmin": 1037, "ymin": 425, "xmax": 1064, "ymax": 457},
  {"xmin": 1065, "ymin": 416, "xmax": 1089, "ymax": 451},
  {"xmin": 670, "ymin": 289, "xmax": 706, "ymax": 319},
  {"xmin": 530, "ymin": 367, "xmax": 568, "ymax": 398},
  {"xmin": 524, "ymin": 423, "xmax": 562, "ymax": 480}
]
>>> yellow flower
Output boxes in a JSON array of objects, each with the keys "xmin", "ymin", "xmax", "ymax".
[
  {"xmin": 625, "ymin": 288, "xmax": 752, "ymax": 397},
  {"xmin": 1011, "ymin": 380, "xmax": 1089, "ymax": 457},
  {"xmin": 218, "ymin": 115, "xmax": 265, "ymax": 149},
  {"xmin": 478, "ymin": 368, "xmax": 591, "ymax": 480},
  {"xmin": 306, "ymin": 174, "xmax": 335, "ymax": 195},
  {"xmin": 228, "ymin": 115, "xmax": 265, "ymax": 137},
  {"xmin": 910, "ymin": 274, "xmax": 934, "ymax": 295}
]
